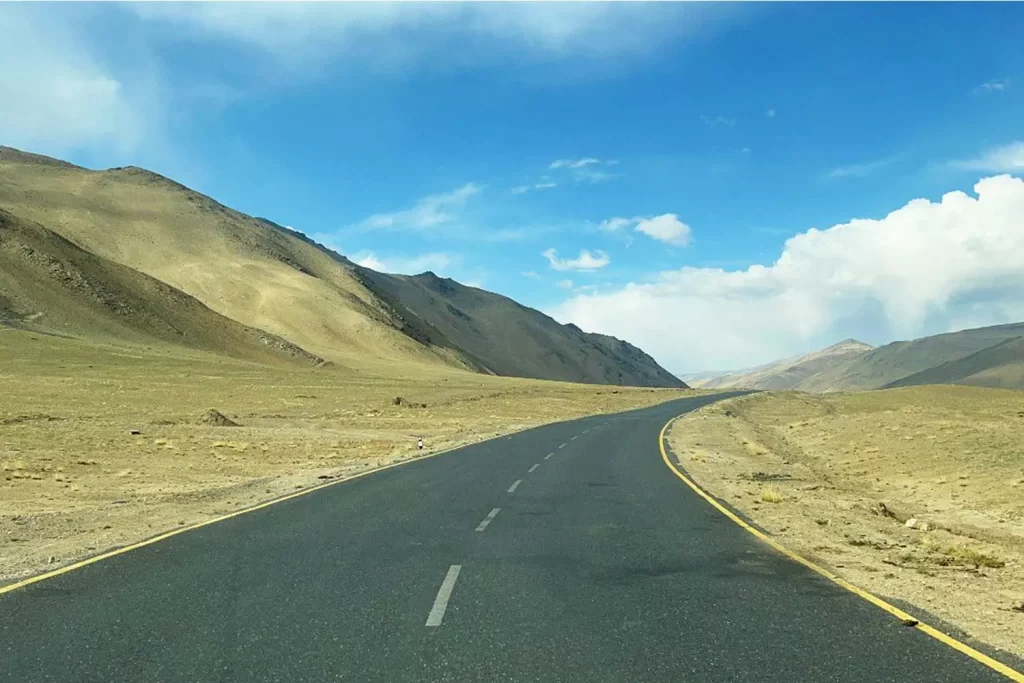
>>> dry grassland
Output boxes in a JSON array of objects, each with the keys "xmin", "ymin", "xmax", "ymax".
[{"xmin": 669, "ymin": 387, "xmax": 1024, "ymax": 659}]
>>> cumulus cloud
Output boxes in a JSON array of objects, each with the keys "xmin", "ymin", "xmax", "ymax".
[
  {"xmin": 600, "ymin": 213, "xmax": 691, "ymax": 246},
  {"xmin": 551, "ymin": 175, "xmax": 1024, "ymax": 372},
  {"xmin": 635, "ymin": 214, "xmax": 692, "ymax": 246},
  {"xmin": 542, "ymin": 248, "xmax": 611, "ymax": 272},
  {"xmin": 356, "ymin": 183, "xmax": 480, "ymax": 231},
  {"xmin": 949, "ymin": 141, "xmax": 1024, "ymax": 173}
]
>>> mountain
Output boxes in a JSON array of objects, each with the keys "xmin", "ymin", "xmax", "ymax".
[
  {"xmin": 799, "ymin": 323, "xmax": 1024, "ymax": 392},
  {"xmin": 0, "ymin": 209, "xmax": 322, "ymax": 365},
  {"xmin": 0, "ymin": 146, "xmax": 683, "ymax": 388},
  {"xmin": 698, "ymin": 339, "xmax": 874, "ymax": 390},
  {"xmin": 883, "ymin": 334, "xmax": 1024, "ymax": 390},
  {"xmin": 697, "ymin": 323, "xmax": 1024, "ymax": 392},
  {"xmin": 354, "ymin": 267, "xmax": 683, "ymax": 387}
]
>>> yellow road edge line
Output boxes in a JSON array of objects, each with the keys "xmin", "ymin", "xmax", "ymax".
[
  {"xmin": 658, "ymin": 415, "xmax": 1024, "ymax": 683},
  {"xmin": 0, "ymin": 426, "xmax": 527, "ymax": 597}
]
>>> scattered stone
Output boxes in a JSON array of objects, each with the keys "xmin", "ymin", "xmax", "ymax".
[
  {"xmin": 873, "ymin": 502, "xmax": 896, "ymax": 519},
  {"xmin": 317, "ymin": 475, "xmax": 334, "ymax": 480},
  {"xmin": 905, "ymin": 518, "xmax": 918, "ymax": 528},
  {"xmin": 196, "ymin": 409, "xmax": 240, "ymax": 427},
  {"xmin": 393, "ymin": 396, "xmax": 404, "ymax": 406},
  {"xmin": 129, "ymin": 429, "xmax": 142, "ymax": 436},
  {"xmin": 917, "ymin": 522, "xmax": 930, "ymax": 532},
  {"xmin": 901, "ymin": 618, "xmax": 919, "ymax": 627},
  {"xmin": 1011, "ymin": 602, "xmax": 1024, "ymax": 613},
  {"xmin": 46, "ymin": 556, "xmax": 57, "ymax": 564}
]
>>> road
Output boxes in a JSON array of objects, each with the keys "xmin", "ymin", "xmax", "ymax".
[{"xmin": 0, "ymin": 393, "xmax": 1017, "ymax": 682}]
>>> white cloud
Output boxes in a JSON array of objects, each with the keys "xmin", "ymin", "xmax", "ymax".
[
  {"xmin": 547, "ymin": 157, "xmax": 618, "ymax": 184},
  {"xmin": 131, "ymin": 3, "xmax": 739, "ymax": 75},
  {"xmin": 701, "ymin": 115, "xmax": 736, "ymax": 128},
  {"xmin": 557, "ymin": 279, "xmax": 575, "ymax": 289},
  {"xmin": 521, "ymin": 271, "xmax": 542, "ymax": 280},
  {"xmin": 511, "ymin": 181, "xmax": 557, "ymax": 194},
  {"xmin": 949, "ymin": 141, "xmax": 1024, "ymax": 173},
  {"xmin": 634, "ymin": 214, "xmax": 692, "ymax": 246},
  {"xmin": 825, "ymin": 156, "xmax": 900, "ymax": 180},
  {"xmin": 600, "ymin": 217, "xmax": 633, "ymax": 232},
  {"xmin": 0, "ymin": 6, "xmax": 152, "ymax": 158},
  {"xmin": 542, "ymin": 248, "xmax": 611, "ymax": 272},
  {"xmin": 356, "ymin": 183, "xmax": 480, "ymax": 231},
  {"xmin": 353, "ymin": 251, "xmax": 459, "ymax": 276},
  {"xmin": 551, "ymin": 175, "xmax": 1024, "ymax": 372},
  {"xmin": 550, "ymin": 157, "xmax": 601, "ymax": 169},
  {"xmin": 765, "ymin": 108, "xmax": 776, "ymax": 118},
  {"xmin": 975, "ymin": 79, "xmax": 1009, "ymax": 93},
  {"xmin": 599, "ymin": 214, "xmax": 692, "ymax": 246},
  {"xmin": 742, "ymin": 147, "xmax": 752, "ymax": 154}
]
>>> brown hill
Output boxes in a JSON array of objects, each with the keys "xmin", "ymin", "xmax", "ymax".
[
  {"xmin": 697, "ymin": 339, "xmax": 873, "ymax": 390},
  {"xmin": 0, "ymin": 146, "xmax": 683, "ymax": 387},
  {"xmin": 353, "ymin": 267, "xmax": 684, "ymax": 387},
  {"xmin": 0, "ymin": 209, "xmax": 322, "ymax": 365}
]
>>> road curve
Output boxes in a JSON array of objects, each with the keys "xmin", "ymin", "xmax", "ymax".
[{"xmin": 0, "ymin": 393, "xmax": 1018, "ymax": 682}]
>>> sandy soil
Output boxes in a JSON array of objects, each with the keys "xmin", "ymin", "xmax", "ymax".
[
  {"xmin": 668, "ymin": 387, "xmax": 1024, "ymax": 660},
  {"xmin": 1, "ymin": 329, "xmax": 698, "ymax": 585}
]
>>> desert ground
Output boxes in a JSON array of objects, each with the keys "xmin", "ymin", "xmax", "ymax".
[
  {"xmin": 0, "ymin": 328, "xmax": 696, "ymax": 584},
  {"xmin": 669, "ymin": 387, "xmax": 1024, "ymax": 659}
]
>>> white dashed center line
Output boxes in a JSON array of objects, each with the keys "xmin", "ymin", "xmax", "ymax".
[
  {"xmin": 528, "ymin": 463, "xmax": 540, "ymax": 473},
  {"xmin": 558, "ymin": 443, "xmax": 566, "ymax": 449},
  {"xmin": 544, "ymin": 452, "xmax": 553, "ymax": 460},
  {"xmin": 571, "ymin": 435, "xmax": 578, "ymax": 441},
  {"xmin": 426, "ymin": 565, "xmax": 462, "ymax": 626},
  {"xmin": 475, "ymin": 507, "xmax": 501, "ymax": 532},
  {"xmin": 508, "ymin": 479, "xmax": 522, "ymax": 493}
]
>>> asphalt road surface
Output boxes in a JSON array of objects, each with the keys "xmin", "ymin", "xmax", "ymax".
[{"xmin": 1, "ymin": 393, "xmax": 1017, "ymax": 682}]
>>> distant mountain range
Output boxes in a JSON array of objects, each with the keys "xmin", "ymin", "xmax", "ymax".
[
  {"xmin": 0, "ymin": 146, "xmax": 684, "ymax": 388},
  {"xmin": 688, "ymin": 324, "xmax": 1024, "ymax": 392}
]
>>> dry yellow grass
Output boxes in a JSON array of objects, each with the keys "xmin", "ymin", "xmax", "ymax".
[
  {"xmin": 0, "ymin": 328, "xmax": 702, "ymax": 584},
  {"xmin": 670, "ymin": 387, "xmax": 1024, "ymax": 659}
]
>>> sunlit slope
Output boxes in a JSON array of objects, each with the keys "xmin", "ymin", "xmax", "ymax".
[
  {"xmin": 0, "ymin": 209, "xmax": 321, "ymax": 365},
  {"xmin": 0, "ymin": 146, "xmax": 473, "ymax": 372}
]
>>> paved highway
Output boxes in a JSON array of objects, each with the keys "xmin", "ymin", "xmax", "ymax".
[{"xmin": 0, "ymin": 393, "xmax": 1018, "ymax": 682}]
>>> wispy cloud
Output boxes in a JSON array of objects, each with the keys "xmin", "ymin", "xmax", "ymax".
[
  {"xmin": 764, "ymin": 108, "xmax": 776, "ymax": 118},
  {"xmin": 974, "ymin": 78, "xmax": 1009, "ymax": 94},
  {"xmin": 948, "ymin": 141, "xmax": 1024, "ymax": 173},
  {"xmin": 701, "ymin": 114, "xmax": 736, "ymax": 128},
  {"xmin": 521, "ymin": 270, "xmax": 542, "ymax": 280},
  {"xmin": 353, "ymin": 251, "xmax": 460, "ymax": 276},
  {"xmin": 355, "ymin": 183, "xmax": 480, "ymax": 231},
  {"xmin": 824, "ymin": 155, "xmax": 900, "ymax": 180},
  {"xmin": 511, "ymin": 181, "xmax": 557, "ymax": 195},
  {"xmin": 131, "ymin": 3, "xmax": 741, "ymax": 78},
  {"xmin": 542, "ymin": 248, "xmax": 611, "ymax": 272},
  {"xmin": 557, "ymin": 279, "xmax": 575, "ymax": 289},
  {"xmin": 547, "ymin": 157, "xmax": 619, "ymax": 184}
]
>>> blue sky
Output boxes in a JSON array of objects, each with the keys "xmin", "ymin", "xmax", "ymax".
[{"xmin": 3, "ymin": 2, "xmax": 1024, "ymax": 372}]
